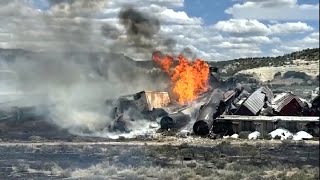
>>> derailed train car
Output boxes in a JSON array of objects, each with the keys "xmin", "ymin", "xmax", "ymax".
[
  {"xmin": 125, "ymin": 67, "xmax": 320, "ymax": 137},
  {"xmin": 108, "ymin": 91, "xmax": 171, "ymax": 120},
  {"xmin": 191, "ymin": 85, "xmax": 320, "ymax": 137},
  {"xmin": 106, "ymin": 90, "xmax": 192, "ymax": 132}
]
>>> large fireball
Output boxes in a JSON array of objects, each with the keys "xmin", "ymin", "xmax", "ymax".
[{"xmin": 153, "ymin": 51, "xmax": 210, "ymax": 104}]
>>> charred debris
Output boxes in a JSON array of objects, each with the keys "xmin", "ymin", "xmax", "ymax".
[
  {"xmin": 1, "ymin": 67, "xmax": 319, "ymax": 139},
  {"xmin": 103, "ymin": 68, "xmax": 319, "ymax": 138}
]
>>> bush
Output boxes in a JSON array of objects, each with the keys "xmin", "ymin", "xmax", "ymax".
[
  {"xmin": 238, "ymin": 131, "xmax": 251, "ymax": 139},
  {"xmin": 283, "ymin": 71, "xmax": 311, "ymax": 80},
  {"xmin": 222, "ymin": 172, "xmax": 244, "ymax": 180},
  {"xmin": 211, "ymin": 158, "xmax": 227, "ymax": 169},
  {"xmin": 259, "ymin": 132, "xmax": 272, "ymax": 140},
  {"xmin": 274, "ymin": 72, "xmax": 282, "ymax": 79},
  {"xmin": 194, "ymin": 166, "xmax": 212, "ymax": 177}
]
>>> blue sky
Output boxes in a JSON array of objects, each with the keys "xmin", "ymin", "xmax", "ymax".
[
  {"xmin": 184, "ymin": 0, "xmax": 237, "ymax": 25},
  {"xmin": 185, "ymin": 0, "xmax": 319, "ymax": 34},
  {"xmin": 184, "ymin": 0, "xmax": 319, "ymax": 29},
  {"xmin": 32, "ymin": 0, "xmax": 319, "ymax": 29},
  {"xmin": 2, "ymin": 0, "xmax": 319, "ymax": 61}
]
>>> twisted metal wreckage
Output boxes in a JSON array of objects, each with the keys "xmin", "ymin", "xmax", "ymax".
[
  {"xmin": 0, "ymin": 68, "xmax": 319, "ymax": 138},
  {"xmin": 106, "ymin": 68, "xmax": 319, "ymax": 137}
]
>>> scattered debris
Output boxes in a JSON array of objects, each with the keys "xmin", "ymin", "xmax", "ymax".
[
  {"xmin": 1, "ymin": 77, "xmax": 319, "ymax": 141},
  {"xmin": 108, "ymin": 114, "xmax": 132, "ymax": 133},
  {"xmin": 108, "ymin": 90, "xmax": 171, "ymax": 122}
]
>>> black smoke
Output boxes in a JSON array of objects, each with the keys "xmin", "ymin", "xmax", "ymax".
[
  {"xmin": 101, "ymin": 7, "xmax": 176, "ymax": 56},
  {"xmin": 119, "ymin": 7, "xmax": 160, "ymax": 48}
]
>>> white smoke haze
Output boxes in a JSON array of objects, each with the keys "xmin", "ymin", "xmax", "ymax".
[{"xmin": 0, "ymin": 0, "xmax": 171, "ymax": 138}]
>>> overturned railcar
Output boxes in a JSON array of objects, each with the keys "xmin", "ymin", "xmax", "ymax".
[
  {"xmin": 234, "ymin": 86, "xmax": 273, "ymax": 116},
  {"xmin": 271, "ymin": 92, "xmax": 305, "ymax": 116},
  {"xmin": 160, "ymin": 112, "xmax": 191, "ymax": 130},
  {"xmin": 108, "ymin": 91, "xmax": 173, "ymax": 121},
  {"xmin": 192, "ymin": 85, "xmax": 319, "ymax": 137},
  {"xmin": 193, "ymin": 88, "xmax": 225, "ymax": 135}
]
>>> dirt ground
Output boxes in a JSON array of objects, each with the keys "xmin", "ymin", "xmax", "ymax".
[{"xmin": 0, "ymin": 140, "xmax": 318, "ymax": 179}]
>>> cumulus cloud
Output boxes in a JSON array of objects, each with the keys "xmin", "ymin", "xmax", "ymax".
[
  {"xmin": 211, "ymin": 18, "xmax": 316, "ymax": 57},
  {"xmin": 108, "ymin": 0, "xmax": 184, "ymax": 9},
  {"xmin": 213, "ymin": 19, "xmax": 270, "ymax": 36},
  {"xmin": 48, "ymin": 0, "xmax": 107, "ymax": 17},
  {"xmin": 228, "ymin": 36, "xmax": 280, "ymax": 44},
  {"xmin": 213, "ymin": 19, "xmax": 314, "ymax": 36},
  {"xmin": 268, "ymin": 22, "xmax": 313, "ymax": 34},
  {"xmin": 226, "ymin": 0, "xmax": 319, "ymax": 20},
  {"xmin": 271, "ymin": 31, "xmax": 319, "ymax": 55},
  {"xmin": 0, "ymin": 0, "xmax": 318, "ymax": 61},
  {"xmin": 157, "ymin": 8, "xmax": 202, "ymax": 25}
]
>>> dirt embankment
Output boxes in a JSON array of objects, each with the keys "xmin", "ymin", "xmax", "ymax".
[{"xmin": 236, "ymin": 59, "xmax": 319, "ymax": 82}]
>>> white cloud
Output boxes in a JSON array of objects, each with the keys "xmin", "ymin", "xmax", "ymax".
[
  {"xmin": 213, "ymin": 19, "xmax": 270, "ymax": 36},
  {"xmin": 158, "ymin": 8, "xmax": 202, "ymax": 25},
  {"xmin": 293, "ymin": 32, "xmax": 319, "ymax": 48},
  {"xmin": 213, "ymin": 18, "xmax": 315, "ymax": 38},
  {"xmin": 271, "ymin": 48, "xmax": 284, "ymax": 56},
  {"xmin": 0, "ymin": 0, "xmax": 318, "ymax": 61},
  {"xmin": 244, "ymin": 0, "xmax": 297, "ymax": 8},
  {"xmin": 226, "ymin": 0, "xmax": 319, "ymax": 20},
  {"xmin": 214, "ymin": 42, "xmax": 257, "ymax": 49},
  {"xmin": 228, "ymin": 36, "xmax": 280, "ymax": 44},
  {"xmin": 0, "ymin": 1, "xmax": 41, "ymax": 17},
  {"xmin": 231, "ymin": 48, "xmax": 262, "ymax": 57},
  {"xmin": 107, "ymin": 0, "xmax": 184, "ymax": 8},
  {"xmin": 268, "ymin": 22, "xmax": 313, "ymax": 34},
  {"xmin": 273, "ymin": 32, "xmax": 319, "ymax": 54}
]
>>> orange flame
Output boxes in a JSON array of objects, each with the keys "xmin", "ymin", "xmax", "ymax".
[{"xmin": 153, "ymin": 51, "xmax": 210, "ymax": 104}]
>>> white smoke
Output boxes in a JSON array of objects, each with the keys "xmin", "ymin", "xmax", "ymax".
[{"xmin": 0, "ymin": 1, "xmax": 169, "ymax": 138}]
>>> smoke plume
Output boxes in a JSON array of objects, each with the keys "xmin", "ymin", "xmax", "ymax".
[
  {"xmin": 119, "ymin": 7, "xmax": 160, "ymax": 48},
  {"xmin": 0, "ymin": 1, "xmax": 171, "ymax": 138},
  {"xmin": 101, "ymin": 7, "xmax": 177, "ymax": 57}
]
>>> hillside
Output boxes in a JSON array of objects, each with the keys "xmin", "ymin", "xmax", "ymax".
[
  {"xmin": 208, "ymin": 48, "xmax": 319, "ymax": 77},
  {"xmin": 1, "ymin": 48, "xmax": 319, "ymax": 81},
  {"xmin": 237, "ymin": 59, "xmax": 319, "ymax": 82}
]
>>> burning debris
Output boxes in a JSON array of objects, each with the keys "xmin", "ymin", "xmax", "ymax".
[
  {"xmin": 152, "ymin": 51, "xmax": 210, "ymax": 104},
  {"xmin": 99, "ymin": 50, "xmax": 319, "ymax": 140},
  {"xmin": 108, "ymin": 91, "xmax": 171, "ymax": 122},
  {"xmin": 0, "ymin": 1, "xmax": 318, "ymax": 141},
  {"xmin": 1, "ymin": 50, "xmax": 319, "ymax": 140}
]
